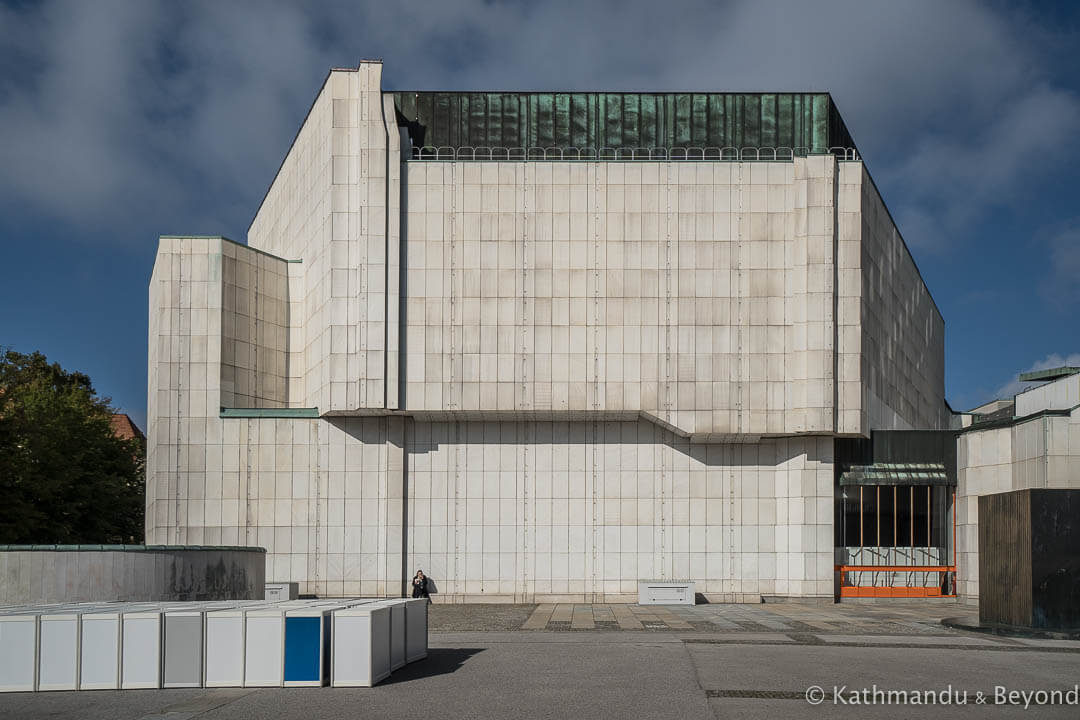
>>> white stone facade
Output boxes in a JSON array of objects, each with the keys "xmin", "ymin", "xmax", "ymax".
[
  {"xmin": 956, "ymin": 373, "xmax": 1080, "ymax": 603},
  {"xmin": 146, "ymin": 63, "xmax": 948, "ymax": 601}
]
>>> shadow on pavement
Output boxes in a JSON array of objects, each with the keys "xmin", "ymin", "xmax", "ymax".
[{"xmin": 382, "ymin": 648, "xmax": 485, "ymax": 684}]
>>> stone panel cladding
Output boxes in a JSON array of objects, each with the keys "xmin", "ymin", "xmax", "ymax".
[
  {"xmin": 247, "ymin": 64, "xmax": 399, "ymax": 412},
  {"xmin": 148, "ymin": 64, "xmax": 955, "ymax": 601},
  {"xmin": 957, "ymin": 405, "xmax": 1080, "ymax": 604},
  {"xmin": 841, "ymin": 164, "xmax": 948, "ymax": 433},
  {"xmin": 404, "ymin": 420, "xmax": 834, "ymax": 602},
  {"xmin": 147, "ymin": 235, "xmax": 406, "ymax": 596},
  {"xmin": 403, "ymin": 158, "xmax": 838, "ymax": 438},
  {"xmin": 220, "ymin": 240, "xmax": 289, "ymax": 407}
]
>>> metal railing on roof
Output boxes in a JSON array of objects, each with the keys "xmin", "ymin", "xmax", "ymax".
[{"xmin": 408, "ymin": 146, "xmax": 859, "ymax": 161}]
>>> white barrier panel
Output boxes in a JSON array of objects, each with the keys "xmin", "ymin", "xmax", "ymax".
[
  {"xmin": 3, "ymin": 598, "xmax": 422, "ymax": 693},
  {"xmin": 38, "ymin": 613, "xmax": 79, "ymax": 691},
  {"xmin": 365, "ymin": 600, "xmax": 407, "ymax": 671},
  {"xmin": 204, "ymin": 608, "xmax": 245, "ymax": 687},
  {"xmin": 121, "ymin": 609, "xmax": 162, "ymax": 689},
  {"xmin": 243, "ymin": 608, "xmax": 284, "ymax": 687},
  {"xmin": 0, "ymin": 614, "xmax": 37, "ymax": 692},
  {"xmin": 331, "ymin": 605, "xmax": 392, "ymax": 687},
  {"xmin": 404, "ymin": 599, "xmax": 429, "ymax": 663},
  {"xmin": 388, "ymin": 601, "xmax": 406, "ymax": 671},
  {"xmin": 79, "ymin": 611, "xmax": 121, "ymax": 690}
]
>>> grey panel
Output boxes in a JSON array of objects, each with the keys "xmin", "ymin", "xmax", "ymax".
[{"xmin": 164, "ymin": 615, "xmax": 203, "ymax": 687}]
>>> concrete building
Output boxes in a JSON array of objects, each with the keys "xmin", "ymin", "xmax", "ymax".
[
  {"xmin": 146, "ymin": 62, "xmax": 953, "ymax": 602},
  {"xmin": 956, "ymin": 367, "xmax": 1080, "ymax": 603}
]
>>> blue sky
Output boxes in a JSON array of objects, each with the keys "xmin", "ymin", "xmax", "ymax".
[{"xmin": 1, "ymin": 0, "xmax": 1078, "ymax": 430}]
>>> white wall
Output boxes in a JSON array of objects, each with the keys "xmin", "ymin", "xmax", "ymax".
[
  {"xmin": 405, "ymin": 421, "xmax": 834, "ymax": 602},
  {"xmin": 956, "ymin": 406, "xmax": 1080, "ymax": 603},
  {"xmin": 220, "ymin": 241, "xmax": 289, "ymax": 408},
  {"xmin": 403, "ymin": 157, "xmax": 839, "ymax": 439},
  {"xmin": 956, "ymin": 425, "xmax": 1012, "ymax": 602},
  {"xmin": 841, "ymin": 164, "xmax": 948, "ymax": 434},
  {"xmin": 147, "ymin": 236, "xmax": 225, "ymax": 545},
  {"xmin": 1015, "ymin": 374, "xmax": 1080, "ymax": 417},
  {"xmin": 247, "ymin": 64, "xmax": 399, "ymax": 412},
  {"xmin": 149, "ymin": 65, "xmax": 958, "ymax": 602}
]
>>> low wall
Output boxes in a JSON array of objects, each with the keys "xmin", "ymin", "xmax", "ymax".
[{"xmin": 0, "ymin": 545, "xmax": 266, "ymax": 603}]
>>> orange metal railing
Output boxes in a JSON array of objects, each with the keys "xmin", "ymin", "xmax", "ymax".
[
  {"xmin": 836, "ymin": 565, "xmax": 956, "ymax": 598},
  {"xmin": 836, "ymin": 491, "xmax": 958, "ymax": 599}
]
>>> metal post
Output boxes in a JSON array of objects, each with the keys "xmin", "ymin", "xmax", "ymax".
[
  {"xmin": 859, "ymin": 487, "xmax": 864, "ymax": 547},
  {"xmin": 952, "ymin": 490, "xmax": 957, "ymax": 593}
]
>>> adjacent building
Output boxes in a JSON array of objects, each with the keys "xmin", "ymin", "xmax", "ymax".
[
  {"xmin": 956, "ymin": 367, "xmax": 1080, "ymax": 602},
  {"xmin": 147, "ymin": 61, "xmax": 957, "ymax": 602}
]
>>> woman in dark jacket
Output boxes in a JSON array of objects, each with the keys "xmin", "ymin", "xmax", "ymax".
[{"xmin": 411, "ymin": 569, "xmax": 430, "ymax": 599}]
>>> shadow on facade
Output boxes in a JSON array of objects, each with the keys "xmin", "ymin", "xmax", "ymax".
[{"xmin": 394, "ymin": 418, "xmax": 818, "ymax": 467}]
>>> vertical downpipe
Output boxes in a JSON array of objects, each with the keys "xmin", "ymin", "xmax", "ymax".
[
  {"xmin": 830, "ymin": 156, "xmax": 840, "ymax": 433},
  {"xmin": 729, "ymin": 166, "xmax": 744, "ymax": 597},
  {"xmin": 313, "ymin": 419, "xmax": 322, "ymax": 595},
  {"xmin": 449, "ymin": 159, "xmax": 462, "ymax": 598},
  {"xmin": 382, "ymin": 89, "xmax": 391, "ymax": 410},
  {"xmin": 662, "ymin": 163, "xmax": 672, "ymax": 581},
  {"xmin": 521, "ymin": 164, "xmax": 530, "ymax": 601},
  {"xmin": 591, "ymin": 162, "xmax": 602, "ymax": 601},
  {"xmin": 174, "ymin": 239, "xmax": 184, "ymax": 544}
]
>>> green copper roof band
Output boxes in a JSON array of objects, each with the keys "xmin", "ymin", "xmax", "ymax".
[
  {"xmin": 394, "ymin": 92, "xmax": 855, "ymax": 155},
  {"xmin": 0, "ymin": 545, "xmax": 266, "ymax": 552},
  {"xmin": 1018, "ymin": 367, "xmax": 1080, "ymax": 383},
  {"xmin": 220, "ymin": 407, "xmax": 320, "ymax": 418}
]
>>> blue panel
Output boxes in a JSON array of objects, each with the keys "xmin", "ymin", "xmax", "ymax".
[{"xmin": 284, "ymin": 617, "xmax": 321, "ymax": 682}]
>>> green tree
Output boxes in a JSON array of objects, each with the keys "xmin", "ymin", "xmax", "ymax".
[{"xmin": 0, "ymin": 349, "xmax": 144, "ymax": 543}]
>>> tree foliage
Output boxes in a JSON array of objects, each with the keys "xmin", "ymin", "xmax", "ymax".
[{"xmin": 0, "ymin": 349, "xmax": 144, "ymax": 544}]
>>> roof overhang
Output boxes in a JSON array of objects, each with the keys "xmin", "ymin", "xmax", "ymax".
[{"xmin": 839, "ymin": 463, "xmax": 952, "ymax": 487}]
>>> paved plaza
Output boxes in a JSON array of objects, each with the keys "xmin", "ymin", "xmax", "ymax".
[{"xmin": 4, "ymin": 602, "xmax": 1080, "ymax": 719}]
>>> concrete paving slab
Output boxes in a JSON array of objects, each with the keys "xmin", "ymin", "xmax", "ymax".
[
  {"xmin": 611, "ymin": 604, "xmax": 644, "ymax": 630},
  {"xmin": 570, "ymin": 604, "xmax": 595, "ymax": 629},
  {"xmin": 548, "ymin": 604, "xmax": 573, "ymax": 623},
  {"xmin": 521, "ymin": 603, "xmax": 554, "ymax": 630},
  {"xmin": 649, "ymin": 607, "xmax": 693, "ymax": 629}
]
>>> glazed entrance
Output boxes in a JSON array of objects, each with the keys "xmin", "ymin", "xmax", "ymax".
[{"xmin": 835, "ymin": 432, "xmax": 957, "ymax": 598}]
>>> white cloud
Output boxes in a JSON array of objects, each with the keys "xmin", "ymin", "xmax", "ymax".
[
  {"xmin": 887, "ymin": 84, "xmax": 1080, "ymax": 250},
  {"xmin": 0, "ymin": 0, "xmax": 1076, "ymax": 257},
  {"xmin": 991, "ymin": 352, "xmax": 1080, "ymax": 403}
]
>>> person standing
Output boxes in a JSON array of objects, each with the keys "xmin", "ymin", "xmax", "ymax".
[{"xmin": 411, "ymin": 569, "xmax": 430, "ymax": 599}]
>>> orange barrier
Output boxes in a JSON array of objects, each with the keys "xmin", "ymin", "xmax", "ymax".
[
  {"xmin": 836, "ymin": 491, "xmax": 958, "ymax": 599},
  {"xmin": 836, "ymin": 565, "xmax": 956, "ymax": 598}
]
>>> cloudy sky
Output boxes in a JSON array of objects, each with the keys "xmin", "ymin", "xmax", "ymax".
[{"xmin": 1, "ymin": 0, "xmax": 1078, "ymax": 428}]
